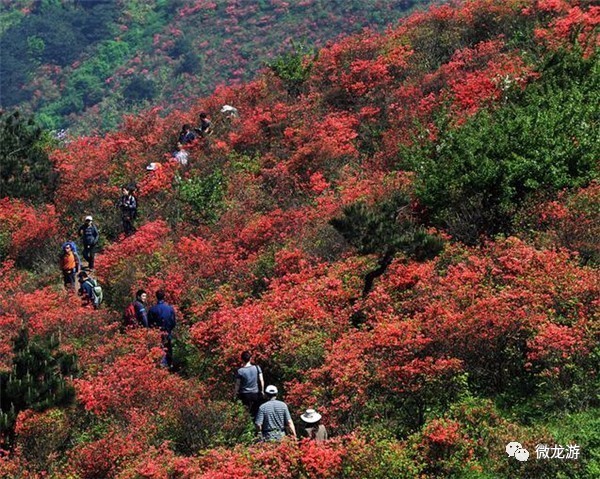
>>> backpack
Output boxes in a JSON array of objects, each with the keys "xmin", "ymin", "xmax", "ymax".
[
  {"xmin": 84, "ymin": 278, "xmax": 103, "ymax": 305},
  {"xmin": 123, "ymin": 302, "xmax": 137, "ymax": 326}
]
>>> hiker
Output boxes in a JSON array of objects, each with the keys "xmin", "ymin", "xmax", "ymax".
[
  {"xmin": 78, "ymin": 271, "xmax": 103, "ymax": 309},
  {"xmin": 220, "ymin": 104, "xmax": 239, "ymax": 118},
  {"xmin": 77, "ymin": 215, "xmax": 99, "ymax": 270},
  {"xmin": 255, "ymin": 385, "xmax": 297, "ymax": 442},
  {"xmin": 171, "ymin": 142, "xmax": 189, "ymax": 166},
  {"xmin": 60, "ymin": 242, "xmax": 80, "ymax": 290},
  {"xmin": 123, "ymin": 289, "xmax": 148, "ymax": 328},
  {"xmin": 300, "ymin": 408, "xmax": 328, "ymax": 441},
  {"xmin": 148, "ymin": 290, "xmax": 176, "ymax": 368},
  {"xmin": 234, "ymin": 351, "xmax": 265, "ymax": 419},
  {"xmin": 195, "ymin": 112, "xmax": 212, "ymax": 137},
  {"xmin": 178, "ymin": 124, "xmax": 197, "ymax": 145},
  {"xmin": 117, "ymin": 186, "xmax": 137, "ymax": 236}
]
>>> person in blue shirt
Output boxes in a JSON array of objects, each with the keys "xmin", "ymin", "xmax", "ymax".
[{"xmin": 148, "ymin": 290, "xmax": 176, "ymax": 368}]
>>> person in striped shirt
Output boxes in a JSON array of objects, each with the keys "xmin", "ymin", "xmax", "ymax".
[{"xmin": 255, "ymin": 385, "xmax": 296, "ymax": 442}]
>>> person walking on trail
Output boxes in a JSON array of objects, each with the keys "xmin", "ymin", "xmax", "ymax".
[
  {"xmin": 117, "ymin": 186, "xmax": 137, "ymax": 236},
  {"xmin": 60, "ymin": 242, "xmax": 80, "ymax": 290},
  {"xmin": 123, "ymin": 289, "xmax": 149, "ymax": 328},
  {"xmin": 300, "ymin": 408, "xmax": 328, "ymax": 441},
  {"xmin": 78, "ymin": 271, "xmax": 103, "ymax": 309},
  {"xmin": 148, "ymin": 290, "xmax": 176, "ymax": 368},
  {"xmin": 78, "ymin": 215, "xmax": 99, "ymax": 270},
  {"xmin": 255, "ymin": 385, "xmax": 297, "ymax": 442},
  {"xmin": 234, "ymin": 351, "xmax": 265, "ymax": 419}
]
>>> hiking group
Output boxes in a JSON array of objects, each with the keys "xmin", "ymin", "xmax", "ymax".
[
  {"xmin": 56, "ymin": 106, "xmax": 328, "ymax": 440},
  {"xmin": 123, "ymin": 289, "xmax": 177, "ymax": 368},
  {"xmin": 235, "ymin": 351, "xmax": 327, "ymax": 442}
]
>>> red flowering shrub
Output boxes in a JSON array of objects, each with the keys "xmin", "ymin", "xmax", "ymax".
[
  {"xmin": 533, "ymin": 182, "xmax": 600, "ymax": 265},
  {"xmin": 13, "ymin": 408, "xmax": 71, "ymax": 471},
  {"xmin": 531, "ymin": 4, "xmax": 600, "ymax": 58},
  {"xmin": 0, "ymin": 198, "xmax": 61, "ymax": 268},
  {"xmin": 1, "ymin": 1, "xmax": 597, "ymax": 476}
]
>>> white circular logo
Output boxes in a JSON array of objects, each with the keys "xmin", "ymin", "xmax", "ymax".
[
  {"xmin": 506, "ymin": 442, "xmax": 522, "ymax": 457},
  {"xmin": 514, "ymin": 448, "xmax": 530, "ymax": 462}
]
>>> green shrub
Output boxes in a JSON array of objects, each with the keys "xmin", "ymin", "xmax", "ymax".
[
  {"xmin": 404, "ymin": 50, "xmax": 599, "ymax": 244},
  {"xmin": 178, "ymin": 170, "xmax": 226, "ymax": 224}
]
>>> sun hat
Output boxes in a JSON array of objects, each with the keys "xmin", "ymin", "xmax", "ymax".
[
  {"xmin": 85, "ymin": 215, "xmax": 93, "ymax": 221},
  {"xmin": 300, "ymin": 409, "xmax": 322, "ymax": 424},
  {"xmin": 265, "ymin": 385, "xmax": 278, "ymax": 395}
]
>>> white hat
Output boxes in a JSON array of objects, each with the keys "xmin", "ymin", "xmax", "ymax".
[
  {"xmin": 265, "ymin": 385, "xmax": 278, "ymax": 395},
  {"xmin": 221, "ymin": 104, "xmax": 237, "ymax": 113},
  {"xmin": 85, "ymin": 215, "xmax": 93, "ymax": 221},
  {"xmin": 300, "ymin": 408, "xmax": 322, "ymax": 424}
]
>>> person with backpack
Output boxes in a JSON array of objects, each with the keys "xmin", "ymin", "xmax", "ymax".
[
  {"xmin": 234, "ymin": 351, "xmax": 265, "ymax": 419},
  {"xmin": 77, "ymin": 215, "xmax": 99, "ymax": 270},
  {"xmin": 60, "ymin": 242, "xmax": 80, "ymax": 290},
  {"xmin": 148, "ymin": 290, "xmax": 176, "ymax": 368},
  {"xmin": 78, "ymin": 271, "xmax": 103, "ymax": 309},
  {"xmin": 123, "ymin": 289, "xmax": 148, "ymax": 328},
  {"xmin": 116, "ymin": 186, "xmax": 137, "ymax": 236}
]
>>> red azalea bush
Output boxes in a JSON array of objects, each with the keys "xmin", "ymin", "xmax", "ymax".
[
  {"xmin": 0, "ymin": 198, "xmax": 61, "ymax": 268},
  {"xmin": 1, "ymin": 1, "xmax": 598, "ymax": 477}
]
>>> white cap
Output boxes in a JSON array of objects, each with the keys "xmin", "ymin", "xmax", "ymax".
[
  {"xmin": 85, "ymin": 215, "xmax": 93, "ymax": 221},
  {"xmin": 265, "ymin": 385, "xmax": 278, "ymax": 395}
]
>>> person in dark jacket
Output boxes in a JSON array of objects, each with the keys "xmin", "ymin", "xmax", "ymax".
[
  {"xmin": 148, "ymin": 290, "xmax": 176, "ymax": 367},
  {"xmin": 195, "ymin": 112, "xmax": 212, "ymax": 137},
  {"xmin": 78, "ymin": 215, "xmax": 99, "ymax": 270},
  {"xmin": 178, "ymin": 124, "xmax": 197, "ymax": 145},
  {"xmin": 133, "ymin": 289, "xmax": 149, "ymax": 327},
  {"xmin": 116, "ymin": 186, "xmax": 137, "ymax": 236}
]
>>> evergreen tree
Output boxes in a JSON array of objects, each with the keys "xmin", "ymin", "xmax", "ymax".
[
  {"xmin": 0, "ymin": 329, "xmax": 77, "ymax": 445},
  {"xmin": 0, "ymin": 110, "xmax": 58, "ymax": 203}
]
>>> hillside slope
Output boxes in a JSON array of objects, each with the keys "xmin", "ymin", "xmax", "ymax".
[
  {"xmin": 0, "ymin": 0, "xmax": 435, "ymax": 133},
  {"xmin": 0, "ymin": 0, "xmax": 599, "ymax": 478}
]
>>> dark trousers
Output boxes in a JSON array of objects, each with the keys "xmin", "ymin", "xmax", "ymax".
[
  {"xmin": 122, "ymin": 213, "xmax": 135, "ymax": 236},
  {"xmin": 238, "ymin": 392, "xmax": 263, "ymax": 419},
  {"xmin": 63, "ymin": 269, "xmax": 76, "ymax": 289},
  {"xmin": 82, "ymin": 244, "xmax": 95, "ymax": 269},
  {"xmin": 161, "ymin": 331, "xmax": 173, "ymax": 368}
]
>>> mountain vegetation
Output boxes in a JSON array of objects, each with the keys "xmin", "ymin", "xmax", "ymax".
[
  {"xmin": 0, "ymin": 0, "xmax": 434, "ymax": 133},
  {"xmin": 0, "ymin": 0, "xmax": 599, "ymax": 477}
]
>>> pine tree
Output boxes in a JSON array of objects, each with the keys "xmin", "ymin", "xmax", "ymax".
[{"xmin": 0, "ymin": 329, "xmax": 77, "ymax": 445}]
